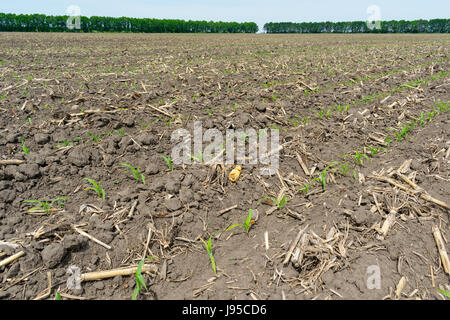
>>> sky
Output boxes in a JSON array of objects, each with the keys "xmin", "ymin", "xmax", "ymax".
[{"xmin": 1, "ymin": 0, "xmax": 448, "ymax": 32}]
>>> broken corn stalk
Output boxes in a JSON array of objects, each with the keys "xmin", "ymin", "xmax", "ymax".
[{"xmin": 229, "ymin": 165, "xmax": 242, "ymax": 182}]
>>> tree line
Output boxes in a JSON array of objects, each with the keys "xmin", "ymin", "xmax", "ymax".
[
  {"xmin": 264, "ymin": 19, "xmax": 449, "ymax": 33},
  {"xmin": 0, "ymin": 13, "xmax": 259, "ymax": 33}
]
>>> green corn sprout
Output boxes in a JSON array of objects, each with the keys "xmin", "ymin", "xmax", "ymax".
[
  {"xmin": 21, "ymin": 137, "xmax": 30, "ymax": 154},
  {"xmin": 338, "ymin": 162, "xmax": 354, "ymax": 177},
  {"xmin": 418, "ymin": 112, "xmax": 425, "ymax": 126},
  {"xmin": 23, "ymin": 197, "xmax": 67, "ymax": 214},
  {"xmin": 189, "ymin": 152, "xmax": 203, "ymax": 163},
  {"xmin": 367, "ymin": 146, "xmax": 386, "ymax": 156},
  {"xmin": 439, "ymin": 288, "xmax": 450, "ymax": 298},
  {"xmin": 225, "ymin": 209, "xmax": 254, "ymax": 234},
  {"xmin": 310, "ymin": 166, "xmax": 331, "ymax": 192},
  {"xmin": 116, "ymin": 129, "xmax": 125, "ymax": 137},
  {"xmin": 161, "ymin": 155, "xmax": 174, "ymax": 171},
  {"xmin": 56, "ymin": 137, "xmax": 80, "ymax": 148},
  {"xmin": 132, "ymin": 259, "xmax": 148, "ymax": 300},
  {"xmin": 204, "ymin": 108, "xmax": 212, "ymax": 117},
  {"xmin": 317, "ymin": 109, "xmax": 324, "ymax": 119},
  {"xmin": 200, "ymin": 236, "xmax": 216, "ymax": 275},
  {"xmin": 166, "ymin": 117, "xmax": 175, "ymax": 127},
  {"xmin": 343, "ymin": 151, "xmax": 370, "ymax": 166},
  {"xmin": 138, "ymin": 122, "xmax": 149, "ymax": 131},
  {"xmin": 318, "ymin": 168, "xmax": 328, "ymax": 190},
  {"xmin": 86, "ymin": 131, "xmax": 101, "ymax": 143},
  {"xmin": 385, "ymin": 136, "xmax": 392, "ymax": 146},
  {"xmin": 298, "ymin": 182, "xmax": 311, "ymax": 194},
  {"xmin": 121, "ymin": 163, "xmax": 145, "ymax": 184},
  {"xmin": 83, "ymin": 178, "xmax": 105, "ymax": 200},
  {"xmin": 56, "ymin": 139, "xmax": 71, "ymax": 148},
  {"xmin": 260, "ymin": 196, "xmax": 288, "ymax": 209}
]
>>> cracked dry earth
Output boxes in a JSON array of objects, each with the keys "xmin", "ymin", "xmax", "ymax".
[{"xmin": 0, "ymin": 33, "xmax": 449, "ymax": 300}]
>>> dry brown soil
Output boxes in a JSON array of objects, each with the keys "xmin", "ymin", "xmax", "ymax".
[{"xmin": 0, "ymin": 33, "xmax": 449, "ymax": 300}]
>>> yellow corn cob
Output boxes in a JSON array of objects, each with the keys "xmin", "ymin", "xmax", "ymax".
[{"xmin": 229, "ymin": 165, "xmax": 242, "ymax": 182}]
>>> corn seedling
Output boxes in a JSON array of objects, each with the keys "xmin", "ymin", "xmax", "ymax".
[
  {"xmin": 291, "ymin": 115, "xmax": 309, "ymax": 127},
  {"xmin": 312, "ymin": 164, "xmax": 334, "ymax": 191},
  {"xmin": 166, "ymin": 117, "xmax": 176, "ymax": 127},
  {"xmin": 83, "ymin": 178, "xmax": 105, "ymax": 200},
  {"xmin": 277, "ymin": 196, "xmax": 288, "ymax": 208},
  {"xmin": 121, "ymin": 163, "xmax": 145, "ymax": 184},
  {"xmin": 204, "ymin": 108, "xmax": 212, "ymax": 117},
  {"xmin": 394, "ymin": 125, "xmax": 410, "ymax": 141},
  {"xmin": 317, "ymin": 109, "xmax": 324, "ymax": 119},
  {"xmin": 257, "ymin": 128, "xmax": 268, "ymax": 138},
  {"xmin": 225, "ymin": 209, "xmax": 254, "ymax": 234},
  {"xmin": 268, "ymin": 123, "xmax": 281, "ymax": 131},
  {"xmin": 115, "ymin": 129, "xmax": 125, "ymax": 138},
  {"xmin": 161, "ymin": 155, "xmax": 174, "ymax": 171},
  {"xmin": 289, "ymin": 118, "xmax": 300, "ymax": 127},
  {"xmin": 21, "ymin": 137, "xmax": 30, "ymax": 154},
  {"xmin": 55, "ymin": 292, "xmax": 62, "ymax": 300},
  {"xmin": 137, "ymin": 122, "xmax": 149, "ymax": 131},
  {"xmin": 56, "ymin": 139, "xmax": 71, "ymax": 148},
  {"xmin": 302, "ymin": 116, "xmax": 310, "ymax": 125},
  {"xmin": 417, "ymin": 112, "xmax": 425, "ymax": 126},
  {"xmin": 86, "ymin": 131, "xmax": 101, "ymax": 143},
  {"xmin": 132, "ymin": 259, "xmax": 148, "ymax": 300},
  {"xmin": 260, "ymin": 196, "xmax": 288, "ymax": 209},
  {"xmin": 189, "ymin": 151, "xmax": 204, "ymax": 163},
  {"xmin": 385, "ymin": 136, "xmax": 392, "ymax": 146},
  {"xmin": 318, "ymin": 168, "xmax": 327, "ymax": 190},
  {"xmin": 240, "ymin": 132, "xmax": 250, "ymax": 142},
  {"xmin": 436, "ymin": 101, "xmax": 449, "ymax": 113},
  {"xmin": 23, "ymin": 197, "xmax": 67, "ymax": 214},
  {"xmin": 430, "ymin": 109, "xmax": 437, "ymax": 118},
  {"xmin": 298, "ymin": 182, "xmax": 311, "ymax": 194},
  {"xmin": 56, "ymin": 137, "xmax": 81, "ymax": 148},
  {"xmin": 343, "ymin": 151, "xmax": 370, "ymax": 166},
  {"xmin": 439, "ymin": 288, "xmax": 450, "ymax": 298},
  {"xmin": 367, "ymin": 146, "xmax": 386, "ymax": 157},
  {"xmin": 200, "ymin": 236, "xmax": 216, "ymax": 275}
]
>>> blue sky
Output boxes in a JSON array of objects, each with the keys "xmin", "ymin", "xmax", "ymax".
[{"xmin": 2, "ymin": 0, "xmax": 448, "ymax": 31}]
